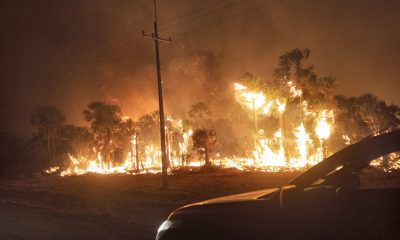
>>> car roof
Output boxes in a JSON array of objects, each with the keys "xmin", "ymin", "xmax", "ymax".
[{"xmin": 286, "ymin": 129, "xmax": 400, "ymax": 189}]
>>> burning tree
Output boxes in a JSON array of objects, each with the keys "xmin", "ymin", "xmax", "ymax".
[
  {"xmin": 114, "ymin": 118, "xmax": 137, "ymax": 168},
  {"xmin": 137, "ymin": 111, "xmax": 161, "ymax": 168},
  {"xmin": 192, "ymin": 129, "xmax": 217, "ymax": 166},
  {"xmin": 235, "ymin": 72, "xmax": 265, "ymax": 135},
  {"xmin": 61, "ymin": 125, "xmax": 94, "ymax": 163},
  {"xmin": 83, "ymin": 101, "xmax": 123, "ymax": 169},
  {"xmin": 232, "ymin": 48, "xmax": 337, "ymax": 169},
  {"xmin": 333, "ymin": 94, "xmax": 400, "ymax": 148}
]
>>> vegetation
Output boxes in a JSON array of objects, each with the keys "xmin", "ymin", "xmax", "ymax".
[
  {"xmin": 30, "ymin": 106, "xmax": 66, "ymax": 167},
  {"xmin": 192, "ymin": 129, "xmax": 217, "ymax": 166},
  {"xmin": 83, "ymin": 101, "xmax": 123, "ymax": 167},
  {"xmin": 0, "ymin": 48, "xmax": 399, "ymax": 178}
]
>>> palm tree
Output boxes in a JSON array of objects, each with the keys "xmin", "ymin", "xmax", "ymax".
[
  {"xmin": 30, "ymin": 106, "xmax": 65, "ymax": 167},
  {"xmin": 274, "ymin": 48, "xmax": 317, "ymax": 100},
  {"xmin": 137, "ymin": 111, "xmax": 160, "ymax": 167},
  {"xmin": 239, "ymin": 72, "xmax": 264, "ymax": 93},
  {"xmin": 274, "ymin": 48, "xmax": 312, "ymax": 80},
  {"xmin": 114, "ymin": 118, "xmax": 137, "ymax": 168},
  {"xmin": 192, "ymin": 129, "xmax": 217, "ymax": 166},
  {"xmin": 187, "ymin": 102, "xmax": 212, "ymax": 129},
  {"xmin": 238, "ymin": 72, "xmax": 265, "ymax": 134},
  {"xmin": 83, "ymin": 101, "xmax": 122, "ymax": 168},
  {"xmin": 61, "ymin": 125, "xmax": 93, "ymax": 159}
]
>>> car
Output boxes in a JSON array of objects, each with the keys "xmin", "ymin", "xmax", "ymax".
[{"xmin": 156, "ymin": 130, "xmax": 400, "ymax": 240}]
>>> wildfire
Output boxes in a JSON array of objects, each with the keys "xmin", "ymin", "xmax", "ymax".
[
  {"xmin": 45, "ymin": 166, "xmax": 60, "ymax": 174},
  {"xmin": 234, "ymin": 83, "xmax": 266, "ymax": 109},
  {"xmin": 315, "ymin": 110, "xmax": 333, "ymax": 140},
  {"xmin": 55, "ymin": 116, "xmax": 206, "ymax": 176},
  {"xmin": 60, "ymin": 154, "xmax": 135, "ymax": 176},
  {"xmin": 43, "ymin": 79, "xmax": 397, "ymax": 177},
  {"xmin": 287, "ymin": 81, "xmax": 302, "ymax": 97},
  {"xmin": 233, "ymin": 79, "xmax": 335, "ymax": 170},
  {"xmin": 293, "ymin": 123, "xmax": 309, "ymax": 167},
  {"xmin": 262, "ymin": 101, "xmax": 274, "ymax": 115},
  {"xmin": 275, "ymin": 99, "xmax": 286, "ymax": 113},
  {"xmin": 52, "ymin": 80, "xmax": 336, "ymax": 176}
]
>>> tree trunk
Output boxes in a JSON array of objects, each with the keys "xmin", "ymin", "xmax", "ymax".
[
  {"xmin": 46, "ymin": 127, "xmax": 51, "ymax": 168},
  {"xmin": 51, "ymin": 128, "xmax": 55, "ymax": 165},
  {"xmin": 101, "ymin": 149, "xmax": 105, "ymax": 170},
  {"xmin": 105, "ymin": 128, "xmax": 111, "ymax": 169},
  {"xmin": 135, "ymin": 134, "xmax": 140, "ymax": 171},
  {"xmin": 166, "ymin": 134, "xmax": 171, "ymax": 168},
  {"xmin": 204, "ymin": 148, "xmax": 210, "ymax": 166}
]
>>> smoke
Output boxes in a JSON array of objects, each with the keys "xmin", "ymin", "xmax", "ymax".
[{"xmin": 1, "ymin": 0, "xmax": 399, "ymax": 138}]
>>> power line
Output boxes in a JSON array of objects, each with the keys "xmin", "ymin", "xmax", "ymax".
[
  {"xmin": 158, "ymin": 0, "xmax": 229, "ymax": 26},
  {"xmin": 143, "ymin": 0, "xmax": 231, "ymax": 31},
  {"xmin": 158, "ymin": 0, "xmax": 248, "ymax": 34},
  {"xmin": 171, "ymin": 0, "xmax": 284, "ymax": 40}
]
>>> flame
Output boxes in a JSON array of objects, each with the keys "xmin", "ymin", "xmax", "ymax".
[
  {"xmin": 287, "ymin": 81, "xmax": 302, "ymax": 97},
  {"xmin": 293, "ymin": 123, "xmax": 309, "ymax": 167},
  {"xmin": 275, "ymin": 99, "xmax": 286, "ymax": 113},
  {"xmin": 179, "ymin": 129, "xmax": 193, "ymax": 156},
  {"xmin": 370, "ymin": 152, "xmax": 400, "ymax": 172},
  {"xmin": 45, "ymin": 166, "xmax": 59, "ymax": 174},
  {"xmin": 262, "ymin": 101, "xmax": 274, "ymax": 115},
  {"xmin": 316, "ymin": 110, "xmax": 333, "ymax": 140},
  {"xmin": 234, "ymin": 82, "xmax": 247, "ymax": 91},
  {"xmin": 234, "ymin": 83, "xmax": 266, "ymax": 109}
]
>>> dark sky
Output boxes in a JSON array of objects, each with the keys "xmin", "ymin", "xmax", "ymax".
[{"xmin": 1, "ymin": 0, "xmax": 399, "ymax": 138}]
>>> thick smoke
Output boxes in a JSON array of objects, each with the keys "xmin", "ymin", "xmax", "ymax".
[{"xmin": 1, "ymin": 0, "xmax": 399, "ymax": 137}]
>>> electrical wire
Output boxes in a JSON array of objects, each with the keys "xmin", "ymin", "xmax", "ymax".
[
  {"xmin": 158, "ymin": 0, "xmax": 248, "ymax": 33},
  {"xmin": 158, "ymin": 0, "xmax": 229, "ymax": 26},
  {"xmin": 171, "ymin": 0, "xmax": 284, "ymax": 40}
]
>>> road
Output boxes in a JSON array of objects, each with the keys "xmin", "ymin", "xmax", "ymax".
[
  {"xmin": 0, "ymin": 203, "xmax": 151, "ymax": 240},
  {"xmin": 0, "ymin": 171, "xmax": 298, "ymax": 240}
]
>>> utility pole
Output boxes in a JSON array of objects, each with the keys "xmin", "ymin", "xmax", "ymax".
[
  {"xmin": 252, "ymin": 98, "xmax": 257, "ymax": 135},
  {"xmin": 143, "ymin": 0, "xmax": 171, "ymax": 189}
]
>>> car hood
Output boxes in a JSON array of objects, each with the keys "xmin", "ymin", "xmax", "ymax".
[
  {"xmin": 168, "ymin": 188, "xmax": 279, "ymax": 221},
  {"xmin": 184, "ymin": 188, "xmax": 279, "ymax": 207}
]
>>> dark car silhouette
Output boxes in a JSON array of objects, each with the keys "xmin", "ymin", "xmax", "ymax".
[{"xmin": 156, "ymin": 130, "xmax": 400, "ymax": 240}]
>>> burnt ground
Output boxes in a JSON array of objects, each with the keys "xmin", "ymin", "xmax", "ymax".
[
  {"xmin": 1, "ymin": 168, "xmax": 399, "ymax": 240},
  {"xmin": 0, "ymin": 170, "xmax": 298, "ymax": 240}
]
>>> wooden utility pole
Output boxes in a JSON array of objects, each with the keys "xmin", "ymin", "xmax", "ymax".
[
  {"xmin": 134, "ymin": 133, "xmax": 140, "ymax": 171},
  {"xmin": 143, "ymin": 0, "xmax": 171, "ymax": 189},
  {"xmin": 252, "ymin": 98, "xmax": 257, "ymax": 135}
]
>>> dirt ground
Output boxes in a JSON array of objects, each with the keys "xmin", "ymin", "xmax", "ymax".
[{"xmin": 0, "ymin": 169, "xmax": 299, "ymax": 240}]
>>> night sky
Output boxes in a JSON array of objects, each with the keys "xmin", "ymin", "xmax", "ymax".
[{"xmin": 1, "ymin": 0, "xmax": 399, "ymax": 138}]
